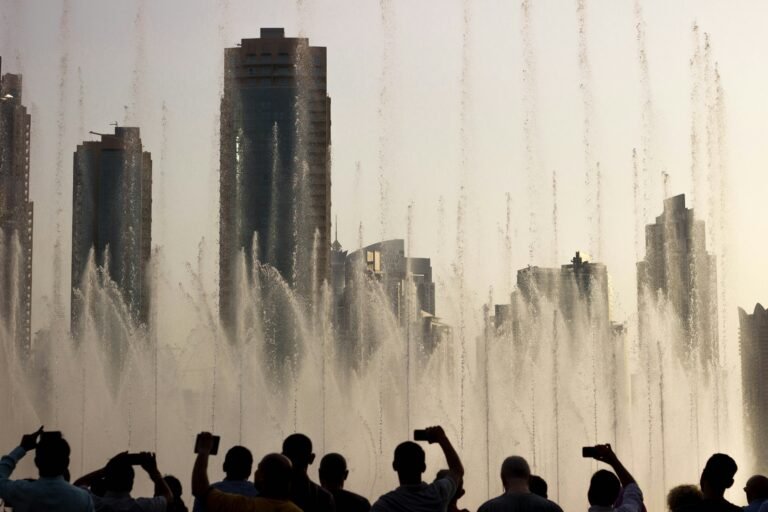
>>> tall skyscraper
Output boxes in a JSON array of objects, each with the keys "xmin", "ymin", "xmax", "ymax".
[
  {"xmin": 0, "ymin": 57, "xmax": 33, "ymax": 356},
  {"xmin": 219, "ymin": 28, "xmax": 331, "ymax": 332},
  {"xmin": 637, "ymin": 194, "xmax": 718, "ymax": 364},
  {"xmin": 739, "ymin": 303, "xmax": 768, "ymax": 467},
  {"xmin": 71, "ymin": 127, "xmax": 152, "ymax": 330}
]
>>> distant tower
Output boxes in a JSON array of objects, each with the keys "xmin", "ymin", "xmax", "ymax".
[
  {"xmin": 637, "ymin": 194, "xmax": 718, "ymax": 364},
  {"xmin": 71, "ymin": 127, "xmax": 152, "ymax": 330},
  {"xmin": 0, "ymin": 57, "xmax": 33, "ymax": 356},
  {"xmin": 739, "ymin": 303, "xmax": 768, "ymax": 468},
  {"xmin": 218, "ymin": 28, "xmax": 331, "ymax": 333}
]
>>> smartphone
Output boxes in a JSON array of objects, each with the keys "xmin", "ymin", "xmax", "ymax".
[
  {"xmin": 414, "ymin": 429, "xmax": 429, "ymax": 442},
  {"xmin": 39, "ymin": 431, "xmax": 62, "ymax": 442},
  {"xmin": 194, "ymin": 433, "xmax": 220, "ymax": 455},
  {"xmin": 582, "ymin": 446, "xmax": 599, "ymax": 458},
  {"xmin": 124, "ymin": 453, "xmax": 147, "ymax": 466}
]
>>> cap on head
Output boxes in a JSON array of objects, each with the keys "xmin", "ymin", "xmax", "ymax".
[
  {"xmin": 393, "ymin": 441, "xmax": 426, "ymax": 475},
  {"xmin": 319, "ymin": 453, "xmax": 348, "ymax": 484},
  {"xmin": 282, "ymin": 434, "xmax": 314, "ymax": 469},
  {"xmin": 104, "ymin": 456, "xmax": 135, "ymax": 493},
  {"xmin": 34, "ymin": 437, "xmax": 71, "ymax": 478},
  {"xmin": 224, "ymin": 446, "xmax": 254, "ymax": 480},
  {"xmin": 588, "ymin": 469, "xmax": 621, "ymax": 506},
  {"xmin": 500, "ymin": 456, "xmax": 531, "ymax": 483}
]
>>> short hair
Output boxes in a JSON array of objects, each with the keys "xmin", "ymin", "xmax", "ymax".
[
  {"xmin": 745, "ymin": 475, "xmax": 768, "ymax": 502},
  {"xmin": 588, "ymin": 469, "xmax": 621, "ymax": 506},
  {"xmin": 530, "ymin": 475, "xmax": 548, "ymax": 498},
  {"xmin": 223, "ymin": 446, "xmax": 253, "ymax": 480},
  {"xmin": 501, "ymin": 456, "xmax": 531, "ymax": 481},
  {"xmin": 319, "ymin": 453, "xmax": 347, "ymax": 483},
  {"xmin": 104, "ymin": 456, "xmax": 135, "ymax": 493},
  {"xmin": 259, "ymin": 453, "xmax": 293, "ymax": 497},
  {"xmin": 701, "ymin": 453, "xmax": 737, "ymax": 490},
  {"xmin": 163, "ymin": 475, "xmax": 183, "ymax": 499},
  {"xmin": 282, "ymin": 434, "xmax": 313, "ymax": 467},
  {"xmin": 667, "ymin": 484, "xmax": 703, "ymax": 511},
  {"xmin": 393, "ymin": 442, "xmax": 425, "ymax": 474},
  {"xmin": 35, "ymin": 437, "xmax": 70, "ymax": 478}
]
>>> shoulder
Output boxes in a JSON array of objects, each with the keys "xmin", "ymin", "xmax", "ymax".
[{"xmin": 135, "ymin": 496, "xmax": 167, "ymax": 511}]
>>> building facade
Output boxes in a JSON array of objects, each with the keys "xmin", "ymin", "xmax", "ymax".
[
  {"xmin": 71, "ymin": 127, "xmax": 152, "ymax": 329},
  {"xmin": 739, "ymin": 303, "xmax": 768, "ymax": 470},
  {"xmin": 219, "ymin": 28, "xmax": 331, "ymax": 333},
  {"xmin": 637, "ymin": 194, "xmax": 718, "ymax": 365},
  {"xmin": 0, "ymin": 57, "xmax": 33, "ymax": 356}
]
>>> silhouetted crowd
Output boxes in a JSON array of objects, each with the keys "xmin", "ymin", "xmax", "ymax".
[{"xmin": 0, "ymin": 425, "xmax": 766, "ymax": 511}]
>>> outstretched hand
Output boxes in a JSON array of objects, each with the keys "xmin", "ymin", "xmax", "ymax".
[
  {"xmin": 20, "ymin": 426, "xmax": 43, "ymax": 451},
  {"xmin": 195, "ymin": 432, "xmax": 216, "ymax": 455},
  {"xmin": 425, "ymin": 425, "xmax": 447, "ymax": 444},
  {"xmin": 139, "ymin": 452, "xmax": 159, "ymax": 474},
  {"xmin": 591, "ymin": 444, "xmax": 618, "ymax": 465}
]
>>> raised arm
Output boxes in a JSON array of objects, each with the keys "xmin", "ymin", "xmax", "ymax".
[
  {"xmin": 73, "ymin": 467, "xmax": 106, "ymax": 488},
  {"xmin": 191, "ymin": 433, "xmax": 213, "ymax": 498},
  {"xmin": 0, "ymin": 427, "xmax": 42, "ymax": 501},
  {"xmin": 141, "ymin": 453, "xmax": 173, "ymax": 505},
  {"xmin": 427, "ymin": 426, "xmax": 464, "ymax": 479},
  {"xmin": 594, "ymin": 444, "xmax": 635, "ymax": 487}
]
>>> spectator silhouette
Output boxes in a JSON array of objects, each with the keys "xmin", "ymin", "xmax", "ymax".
[
  {"xmin": 372, "ymin": 426, "xmax": 463, "ymax": 512},
  {"xmin": 666, "ymin": 485, "xmax": 703, "ymax": 512},
  {"xmin": 0, "ymin": 427, "xmax": 94, "ymax": 511},
  {"xmin": 698, "ymin": 453, "xmax": 740, "ymax": 512},
  {"xmin": 744, "ymin": 475, "xmax": 768, "ymax": 512},
  {"xmin": 477, "ymin": 456, "xmax": 562, "ymax": 512},
  {"xmin": 435, "ymin": 469, "xmax": 468, "ymax": 512},
  {"xmin": 584, "ymin": 444, "xmax": 643, "ymax": 512},
  {"xmin": 161, "ymin": 475, "xmax": 188, "ymax": 512},
  {"xmin": 192, "ymin": 432, "xmax": 301, "ymax": 512},
  {"xmin": 319, "ymin": 453, "xmax": 370, "ymax": 512},
  {"xmin": 530, "ymin": 475, "xmax": 548, "ymax": 499},
  {"xmin": 192, "ymin": 446, "xmax": 258, "ymax": 512},
  {"xmin": 76, "ymin": 451, "xmax": 173, "ymax": 511},
  {"xmin": 282, "ymin": 433, "xmax": 335, "ymax": 512}
]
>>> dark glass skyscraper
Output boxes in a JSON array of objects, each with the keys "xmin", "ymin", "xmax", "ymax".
[
  {"xmin": 637, "ymin": 194, "xmax": 718, "ymax": 365},
  {"xmin": 71, "ymin": 127, "xmax": 152, "ymax": 329},
  {"xmin": 219, "ymin": 28, "xmax": 331, "ymax": 333},
  {"xmin": 0, "ymin": 57, "xmax": 33, "ymax": 355},
  {"xmin": 739, "ymin": 303, "xmax": 768, "ymax": 468}
]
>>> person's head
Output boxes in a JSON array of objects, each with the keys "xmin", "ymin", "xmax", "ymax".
[
  {"xmin": 282, "ymin": 434, "xmax": 315, "ymax": 472},
  {"xmin": 104, "ymin": 455, "xmax": 135, "ymax": 493},
  {"xmin": 436, "ymin": 469, "xmax": 465, "ymax": 503},
  {"xmin": 392, "ymin": 441, "xmax": 426, "ymax": 484},
  {"xmin": 163, "ymin": 475, "xmax": 183, "ymax": 500},
  {"xmin": 500, "ymin": 456, "xmax": 531, "ymax": 491},
  {"xmin": 255, "ymin": 453, "xmax": 293, "ymax": 499},
  {"xmin": 319, "ymin": 453, "xmax": 348, "ymax": 490},
  {"xmin": 700, "ymin": 453, "xmax": 737, "ymax": 497},
  {"xmin": 667, "ymin": 484, "xmax": 703, "ymax": 511},
  {"xmin": 530, "ymin": 475, "xmax": 548, "ymax": 499},
  {"xmin": 588, "ymin": 469, "xmax": 621, "ymax": 507},
  {"xmin": 744, "ymin": 475, "xmax": 768, "ymax": 504},
  {"xmin": 223, "ymin": 446, "xmax": 253, "ymax": 481},
  {"xmin": 34, "ymin": 436, "xmax": 71, "ymax": 478}
]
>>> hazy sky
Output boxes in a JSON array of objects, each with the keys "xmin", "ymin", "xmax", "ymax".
[{"xmin": 1, "ymin": 0, "xmax": 767, "ymax": 336}]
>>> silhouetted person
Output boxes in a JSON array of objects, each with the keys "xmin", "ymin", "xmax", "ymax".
[
  {"xmin": 192, "ymin": 432, "xmax": 301, "ymax": 512},
  {"xmin": 667, "ymin": 485, "xmax": 703, "ymax": 512},
  {"xmin": 585, "ymin": 444, "xmax": 643, "ymax": 512},
  {"xmin": 160, "ymin": 475, "xmax": 188, "ymax": 512},
  {"xmin": 372, "ymin": 425, "xmax": 464, "ymax": 512},
  {"xmin": 76, "ymin": 452, "xmax": 173, "ymax": 511},
  {"xmin": 530, "ymin": 476, "xmax": 548, "ymax": 500},
  {"xmin": 192, "ymin": 446, "xmax": 259, "ymax": 512},
  {"xmin": 477, "ymin": 456, "xmax": 562, "ymax": 512},
  {"xmin": 435, "ymin": 469, "xmax": 468, "ymax": 512},
  {"xmin": 319, "ymin": 453, "xmax": 370, "ymax": 512},
  {"xmin": 282, "ymin": 433, "xmax": 335, "ymax": 512},
  {"xmin": 698, "ymin": 454, "xmax": 741, "ymax": 512},
  {"xmin": 744, "ymin": 475, "xmax": 768, "ymax": 512},
  {"xmin": 0, "ymin": 427, "xmax": 94, "ymax": 511}
]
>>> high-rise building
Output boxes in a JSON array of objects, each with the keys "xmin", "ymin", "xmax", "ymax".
[
  {"xmin": 739, "ymin": 303, "xmax": 768, "ymax": 468},
  {"xmin": 219, "ymin": 28, "xmax": 331, "ymax": 332},
  {"xmin": 0, "ymin": 57, "xmax": 33, "ymax": 356},
  {"xmin": 637, "ymin": 194, "xmax": 718, "ymax": 364},
  {"xmin": 71, "ymin": 127, "xmax": 152, "ymax": 329}
]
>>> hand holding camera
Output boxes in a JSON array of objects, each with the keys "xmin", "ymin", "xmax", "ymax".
[{"xmin": 414, "ymin": 426, "xmax": 447, "ymax": 444}]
